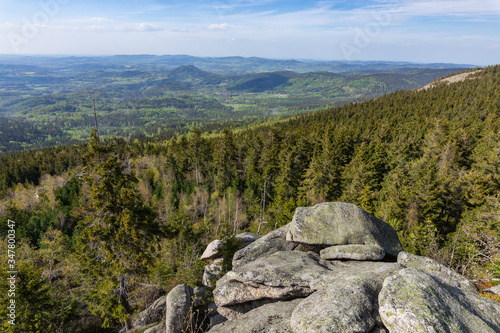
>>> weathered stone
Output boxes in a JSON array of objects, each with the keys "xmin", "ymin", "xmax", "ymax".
[
  {"xmin": 379, "ymin": 268, "xmax": 500, "ymax": 333},
  {"xmin": 201, "ymin": 239, "xmax": 223, "ymax": 260},
  {"xmin": 293, "ymin": 243, "xmax": 325, "ymax": 253},
  {"xmin": 286, "ymin": 202, "xmax": 403, "ymax": 257},
  {"xmin": 201, "ymin": 233, "xmax": 260, "ymax": 261},
  {"xmin": 143, "ymin": 323, "xmax": 163, "ymax": 333},
  {"xmin": 215, "ymin": 251, "xmax": 333, "ymax": 315},
  {"xmin": 203, "ymin": 258, "xmax": 224, "ymax": 288},
  {"xmin": 484, "ymin": 285, "xmax": 500, "ymax": 295},
  {"xmin": 165, "ymin": 284, "xmax": 193, "ymax": 333},
  {"xmin": 217, "ymin": 299, "xmax": 278, "ymax": 320},
  {"xmin": 235, "ymin": 232, "xmax": 261, "ymax": 244},
  {"xmin": 209, "ymin": 299, "xmax": 302, "ymax": 333},
  {"xmin": 320, "ymin": 244, "xmax": 386, "ymax": 261},
  {"xmin": 397, "ymin": 251, "xmax": 477, "ymax": 293},
  {"xmin": 310, "ymin": 262, "xmax": 403, "ymax": 290},
  {"xmin": 291, "ymin": 263, "xmax": 401, "ymax": 333},
  {"xmin": 132, "ymin": 295, "xmax": 166, "ymax": 329},
  {"xmin": 232, "ymin": 224, "xmax": 297, "ymax": 269},
  {"xmin": 210, "ymin": 314, "xmax": 227, "ymax": 329}
]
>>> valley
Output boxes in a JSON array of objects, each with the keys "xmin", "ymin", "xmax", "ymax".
[{"xmin": 0, "ymin": 55, "xmax": 471, "ymax": 152}]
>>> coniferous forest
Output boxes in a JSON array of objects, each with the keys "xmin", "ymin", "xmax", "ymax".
[{"xmin": 1, "ymin": 66, "xmax": 499, "ymax": 332}]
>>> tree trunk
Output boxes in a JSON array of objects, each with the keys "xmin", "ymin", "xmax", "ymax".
[{"xmin": 119, "ymin": 275, "xmax": 132, "ymax": 331}]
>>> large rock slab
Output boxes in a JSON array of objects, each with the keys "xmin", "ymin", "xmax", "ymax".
[
  {"xmin": 209, "ymin": 299, "xmax": 302, "ymax": 333},
  {"xmin": 397, "ymin": 251, "xmax": 477, "ymax": 293},
  {"xmin": 320, "ymin": 244, "xmax": 386, "ymax": 261},
  {"xmin": 214, "ymin": 251, "xmax": 333, "ymax": 318},
  {"xmin": 235, "ymin": 232, "xmax": 261, "ymax": 244},
  {"xmin": 379, "ymin": 268, "xmax": 500, "ymax": 333},
  {"xmin": 165, "ymin": 284, "xmax": 193, "ymax": 333},
  {"xmin": 291, "ymin": 263, "xmax": 401, "ymax": 333},
  {"xmin": 286, "ymin": 202, "xmax": 403, "ymax": 257},
  {"xmin": 232, "ymin": 224, "xmax": 297, "ymax": 269}
]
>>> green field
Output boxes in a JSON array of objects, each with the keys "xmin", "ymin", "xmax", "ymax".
[{"xmin": 0, "ymin": 55, "xmax": 471, "ymax": 152}]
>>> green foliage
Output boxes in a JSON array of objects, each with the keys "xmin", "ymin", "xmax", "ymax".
[
  {"xmin": 0, "ymin": 56, "xmax": 468, "ymax": 153},
  {"xmin": 1, "ymin": 65, "xmax": 500, "ymax": 332},
  {"xmin": 76, "ymin": 129, "xmax": 162, "ymax": 329},
  {"xmin": 219, "ymin": 236, "xmax": 244, "ymax": 272},
  {"xmin": 0, "ymin": 261, "xmax": 77, "ymax": 333}
]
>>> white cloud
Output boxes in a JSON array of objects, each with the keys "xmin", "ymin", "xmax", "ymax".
[
  {"xmin": 119, "ymin": 23, "xmax": 163, "ymax": 32},
  {"xmin": 208, "ymin": 23, "xmax": 235, "ymax": 30},
  {"xmin": 87, "ymin": 17, "xmax": 114, "ymax": 23},
  {"xmin": 69, "ymin": 23, "xmax": 164, "ymax": 33},
  {"xmin": 0, "ymin": 22, "xmax": 18, "ymax": 31}
]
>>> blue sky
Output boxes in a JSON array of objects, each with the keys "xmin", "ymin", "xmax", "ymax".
[{"xmin": 0, "ymin": 0, "xmax": 499, "ymax": 64}]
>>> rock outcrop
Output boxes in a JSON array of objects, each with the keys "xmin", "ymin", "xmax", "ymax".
[
  {"xmin": 379, "ymin": 268, "xmax": 500, "ymax": 333},
  {"xmin": 286, "ymin": 202, "xmax": 403, "ymax": 257},
  {"xmin": 320, "ymin": 244, "xmax": 386, "ymax": 261},
  {"xmin": 209, "ymin": 299, "xmax": 302, "ymax": 333},
  {"xmin": 159, "ymin": 202, "xmax": 500, "ymax": 333},
  {"xmin": 290, "ymin": 263, "xmax": 401, "ymax": 333},
  {"xmin": 214, "ymin": 251, "xmax": 332, "ymax": 319},
  {"xmin": 396, "ymin": 251, "xmax": 477, "ymax": 293},
  {"xmin": 232, "ymin": 224, "xmax": 297, "ymax": 269}
]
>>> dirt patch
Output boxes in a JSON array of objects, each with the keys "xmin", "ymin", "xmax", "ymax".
[{"xmin": 420, "ymin": 70, "xmax": 480, "ymax": 90}]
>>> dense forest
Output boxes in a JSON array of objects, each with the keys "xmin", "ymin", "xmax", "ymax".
[
  {"xmin": 0, "ymin": 65, "xmax": 499, "ymax": 332},
  {"xmin": 0, "ymin": 55, "xmax": 468, "ymax": 152}
]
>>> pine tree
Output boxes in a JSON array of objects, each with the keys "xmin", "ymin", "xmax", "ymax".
[
  {"xmin": 214, "ymin": 128, "xmax": 237, "ymax": 193},
  {"xmin": 77, "ymin": 129, "xmax": 161, "ymax": 330}
]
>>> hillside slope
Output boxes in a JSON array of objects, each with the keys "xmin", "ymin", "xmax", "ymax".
[
  {"xmin": 0, "ymin": 64, "xmax": 466, "ymax": 152},
  {"xmin": 0, "ymin": 65, "xmax": 499, "ymax": 332}
]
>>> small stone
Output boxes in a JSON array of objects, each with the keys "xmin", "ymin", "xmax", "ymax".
[
  {"xmin": 483, "ymin": 285, "xmax": 500, "ymax": 295},
  {"xmin": 201, "ymin": 239, "xmax": 223, "ymax": 260},
  {"xmin": 202, "ymin": 258, "xmax": 223, "ymax": 288}
]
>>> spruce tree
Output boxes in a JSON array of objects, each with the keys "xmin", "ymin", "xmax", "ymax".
[{"xmin": 77, "ymin": 129, "xmax": 161, "ymax": 330}]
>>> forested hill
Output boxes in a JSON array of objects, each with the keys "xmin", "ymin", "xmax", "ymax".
[
  {"xmin": 0, "ymin": 62, "xmax": 467, "ymax": 152},
  {"xmin": 0, "ymin": 66, "xmax": 499, "ymax": 331}
]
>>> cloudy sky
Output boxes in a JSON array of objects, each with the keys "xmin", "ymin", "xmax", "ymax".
[{"xmin": 0, "ymin": 0, "xmax": 499, "ymax": 64}]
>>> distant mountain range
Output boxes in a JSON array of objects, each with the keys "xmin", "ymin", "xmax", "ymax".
[
  {"xmin": 0, "ymin": 54, "xmax": 476, "ymax": 75},
  {"xmin": 0, "ymin": 54, "xmax": 473, "ymax": 152}
]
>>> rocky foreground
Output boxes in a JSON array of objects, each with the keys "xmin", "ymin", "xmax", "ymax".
[{"xmin": 133, "ymin": 202, "xmax": 500, "ymax": 333}]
